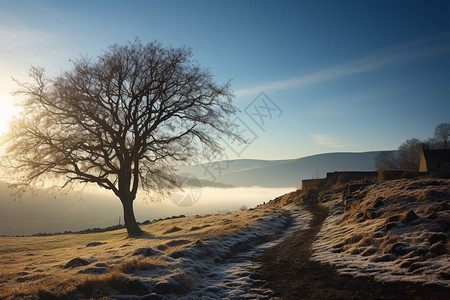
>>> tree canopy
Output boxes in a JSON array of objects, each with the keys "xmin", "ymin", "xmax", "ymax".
[{"xmin": 2, "ymin": 40, "xmax": 240, "ymax": 236}]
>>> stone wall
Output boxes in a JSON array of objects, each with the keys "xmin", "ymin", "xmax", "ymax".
[
  {"xmin": 301, "ymin": 178, "xmax": 325, "ymax": 190},
  {"xmin": 326, "ymin": 171, "xmax": 378, "ymax": 185}
]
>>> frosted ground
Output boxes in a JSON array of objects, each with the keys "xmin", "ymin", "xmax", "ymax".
[
  {"xmin": 0, "ymin": 204, "xmax": 311, "ymax": 299},
  {"xmin": 313, "ymin": 179, "xmax": 450, "ymax": 288},
  {"xmin": 1, "ymin": 179, "xmax": 448, "ymax": 298}
]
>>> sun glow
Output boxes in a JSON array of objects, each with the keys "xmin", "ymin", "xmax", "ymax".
[{"xmin": 0, "ymin": 96, "xmax": 19, "ymax": 136}]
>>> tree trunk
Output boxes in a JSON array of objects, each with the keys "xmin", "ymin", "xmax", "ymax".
[{"xmin": 121, "ymin": 196, "xmax": 144, "ymax": 237}]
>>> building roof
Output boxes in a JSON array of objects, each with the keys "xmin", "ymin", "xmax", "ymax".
[{"xmin": 422, "ymin": 149, "xmax": 450, "ymax": 163}]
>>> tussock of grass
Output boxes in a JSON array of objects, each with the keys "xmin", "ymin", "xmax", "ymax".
[
  {"xmin": 267, "ymin": 189, "xmax": 304, "ymax": 206},
  {"xmin": 0, "ymin": 272, "xmax": 15, "ymax": 283},
  {"xmin": 2, "ymin": 270, "xmax": 129, "ymax": 299},
  {"xmin": 163, "ymin": 226, "xmax": 183, "ymax": 234},
  {"xmin": 317, "ymin": 202, "xmax": 330, "ymax": 218},
  {"xmin": 416, "ymin": 203, "xmax": 438, "ymax": 215},
  {"xmin": 162, "ymin": 270, "xmax": 194, "ymax": 295},
  {"xmin": 344, "ymin": 233, "xmax": 365, "ymax": 245},
  {"xmin": 76, "ymin": 270, "xmax": 125, "ymax": 298},
  {"xmin": 199, "ymin": 217, "xmax": 255, "ymax": 237},
  {"xmin": 356, "ymin": 236, "xmax": 377, "ymax": 247},
  {"xmin": 114, "ymin": 257, "xmax": 164, "ymax": 273},
  {"xmin": 1, "ymin": 275, "xmax": 77, "ymax": 299},
  {"xmin": 175, "ymin": 272, "xmax": 194, "ymax": 295}
]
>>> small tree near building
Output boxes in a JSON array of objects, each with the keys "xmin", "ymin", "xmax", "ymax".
[
  {"xmin": 375, "ymin": 151, "xmax": 399, "ymax": 170},
  {"xmin": 397, "ymin": 138, "xmax": 423, "ymax": 171},
  {"xmin": 375, "ymin": 138, "xmax": 423, "ymax": 171},
  {"xmin": 434, "ymin": 123, "xmax": 450, "ymax": 149},
  {"xmin": 2, "ymin": 40, "xmax": 241, "ymax": 236}
]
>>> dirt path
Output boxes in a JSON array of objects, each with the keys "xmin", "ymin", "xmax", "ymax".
[{"xmin": 259, "ymin": 203, "xmax": 449, "ymax": 300}]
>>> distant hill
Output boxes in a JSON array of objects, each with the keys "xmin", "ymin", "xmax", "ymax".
[{"xmin": 179, "ymin": 151, "xmax": 386, "ymax": 188}]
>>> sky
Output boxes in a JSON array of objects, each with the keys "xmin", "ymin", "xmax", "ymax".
[{"xmin": 0, "ymin": 0, "xmax": 449, "ymax": 161}]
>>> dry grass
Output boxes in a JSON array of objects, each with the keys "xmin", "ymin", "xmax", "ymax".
[
  {"xmin": 2, "ymin": 269, "xmax": 128, "ymax": 299},
  {"xmin": 1, "ymin": 274, "xmax": 78, "ymax": 299},
  {"xmin": 75, "ymin": 270, "xmax": 125, "ymax": 298},
  {"xmin": 172, "ymin": 271, "xmax": 194, "ymax": 294},
  {"xmin": 344, "ymin": 233, "xmax": 365, "ymax": 245},
  {"xmin": 114, "ymin": 257, "xmax": 165, "ymax": 273},
  {"xmin": 266, "ymin": 189, "xmax": 304, "ymax": 207},
  {"xmin": 356, "ymin": 236, "xmax": 376, "ymax": 247},
  {"xmin": 0, "ymin": 272, "xmax": 16, "ymax": 284},
  {"xmin": 317, "ymin": 202, "xmax": 330, "ymax": 217},
  {"xmin": 313, "ymin": 179, "xmax": 450, "ymax": 288},
  {"xmin": 0, "ymin": 204, "xmax": 280, "ymax": 299},
  {"xmin": 416, "ymin": 203, "xmax": 439, "ymax": 215},
  {"xmin": 331, "ymin": 179, "xmax": 450, "ymax": 260},
  {"xmin": 203, "ymin": 223, "xmax": 241, "ymax": 237}
]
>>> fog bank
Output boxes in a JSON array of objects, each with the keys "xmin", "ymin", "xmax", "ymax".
[{"xmin": 0, "ymin": 183, "xmax": 294, "ymax": 235}]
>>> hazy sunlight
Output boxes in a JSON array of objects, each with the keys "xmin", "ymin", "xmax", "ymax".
[
  {"xmin": 0, "ymin": 2, "xmax": 449, "ymax": 299},
  {"xmin": 0, "ymin": 96, "xmax": 18, "ymax": 135}
]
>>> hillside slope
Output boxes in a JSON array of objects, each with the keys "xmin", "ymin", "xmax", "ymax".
[
  {"xmin": 259, "ymin": 179, "xmax": 450, "ymax": 299},
  {"xmin": 0, "ymin": 204, "xmax": 310, "ymax": 299},
  {"xmin": 313, "ymin": 178, "xmax": 450, "ymax": 287}
]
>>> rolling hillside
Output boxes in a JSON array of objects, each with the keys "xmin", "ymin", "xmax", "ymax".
[{"xmin": 179, "ymin": 151, "xmax": 386, "ymax": 188}]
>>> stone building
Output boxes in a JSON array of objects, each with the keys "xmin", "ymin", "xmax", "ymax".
[{"xmin": 419, "ymin": 148, "xmax": 450, "ymax": 173}]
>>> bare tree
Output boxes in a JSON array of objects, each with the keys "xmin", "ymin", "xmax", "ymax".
[
  {"xmin": 2, "ymin": 40, "xmax": 240, "ymax": 236},
  {"xmin": 375, "ymin": 123, "xmax": 449, "ymax": 172},
  {"xmin": 398, "ymin": 138, "xmax": 422, "ymax": 171},
  {"xmin": 375, "ymin": 151, "xmax": 399, "ymax": 170},
  {"xmin": 434, "ymin": 123, "xmax": 450, "ymax": 149},
  {"xmin": 375, "ymin": 139, "xmax": 423, "ymax": 171}
]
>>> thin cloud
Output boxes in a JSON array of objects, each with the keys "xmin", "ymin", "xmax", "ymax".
[
  {"xmin": 236, "ymin": 34, "xmax": 450, "ymax": 97},
  {"xmin": 307, "ymin": 88, "xmax": 392, "ymax": 118},
  {"xmin": 313, "ymin": 135, "xmax": 346, "ymax": 149}
]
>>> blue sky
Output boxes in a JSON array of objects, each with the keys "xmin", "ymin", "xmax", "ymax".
[{"xmin": 1, "ymin": 0, "xmax": 449, "ymax": 160}]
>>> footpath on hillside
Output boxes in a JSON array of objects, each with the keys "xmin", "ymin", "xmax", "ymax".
[{"xmin": 258, "ymin": 203, "xmax": 450, "ymax": 300}]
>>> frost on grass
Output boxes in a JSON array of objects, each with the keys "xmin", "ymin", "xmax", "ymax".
[
  {"xmin": 175, "ymin": 205, "xmax": 311, "ymax": 299},
  {"xmin": 312, "ymin": 179, "xmax": 450, "ymax": 287},
  {"xmin": 0, "ymin": 204, "xmax": 311, "ymax": 299}
]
